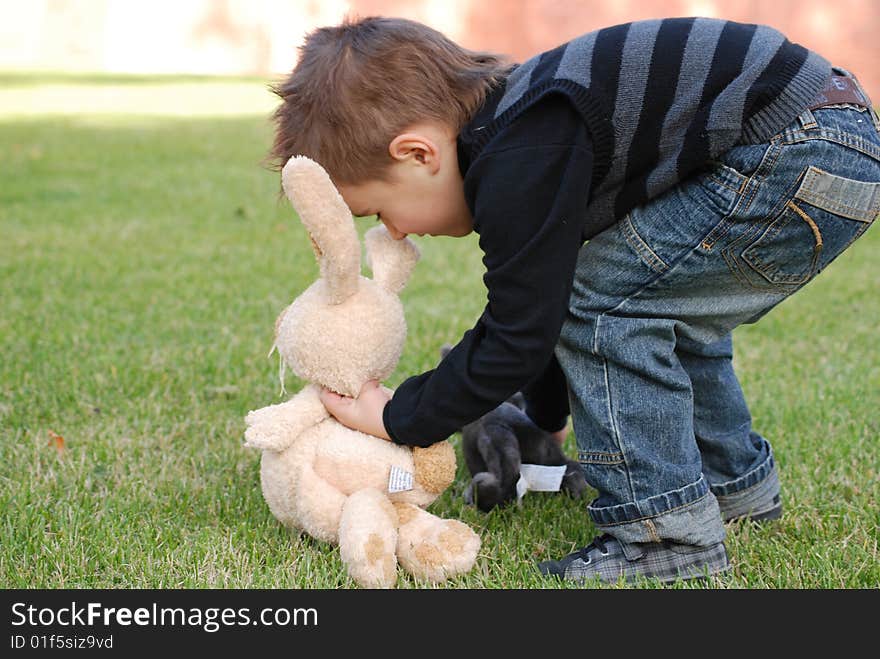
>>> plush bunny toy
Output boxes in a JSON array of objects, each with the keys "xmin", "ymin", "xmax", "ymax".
[{"xmin": 244, "ymin": 156, "xmax": 480, "ymax": 588}]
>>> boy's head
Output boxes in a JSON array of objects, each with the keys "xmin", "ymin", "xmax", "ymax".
[
  {"xmin": 269, "ymin": 16, "xmax": 507, "ymax": 185},
  {"xmin": 268, "ymin": 16, "xmax": 508, "ymax": 239}
]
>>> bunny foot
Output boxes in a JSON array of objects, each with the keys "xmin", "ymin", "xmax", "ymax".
[
  {"xmin": 338, "ymin": 488, "xmax": 399, "ymax": 588},
  {"xmin": 394, "ymin": 503, "xmax": 481, "ymax": 583}
]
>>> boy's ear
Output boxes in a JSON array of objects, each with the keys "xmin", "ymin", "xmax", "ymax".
[
  {"xmin": 388, "ymin": 132, "xmax": 441, "ymax": 173},
  {"xmin": 364, "ymin": 225, "xmax": 420, "ymax": 294}
]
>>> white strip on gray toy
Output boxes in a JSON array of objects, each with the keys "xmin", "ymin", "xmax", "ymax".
[{"xmin": 516, "ymin": 463, "xmax": 569, "ymax": 501}]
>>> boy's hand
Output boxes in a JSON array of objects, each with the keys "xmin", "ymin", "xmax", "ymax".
[{"xmin": 319, "ymin": 380, "xmax": 392, "ymax": 441}]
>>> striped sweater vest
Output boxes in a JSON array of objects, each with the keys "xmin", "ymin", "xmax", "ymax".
[{"xmin": 473, "ymin": 17, "xmax": 831, "ymax": 237}]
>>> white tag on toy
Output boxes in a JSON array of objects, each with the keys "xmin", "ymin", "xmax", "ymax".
[
  {"xmin": 516, "ymin": 464, "xmax": 567, "ymax": 501},
  {"xmin": 388, "ymin": 465, "xmax": 414, "ymax": 493},
  {"xmin": 516, "ymin": 474, "xmax": 529, "ymax": 502}
]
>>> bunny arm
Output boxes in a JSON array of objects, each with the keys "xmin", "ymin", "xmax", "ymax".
[{"xmin": 244, "ymin": 384, "xmax": 328, "ymax": 452}]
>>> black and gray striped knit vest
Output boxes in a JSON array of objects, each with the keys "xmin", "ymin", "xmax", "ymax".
[{"xmin": 468, "ymin": 17, "xmax": 831, "ymax": 238}]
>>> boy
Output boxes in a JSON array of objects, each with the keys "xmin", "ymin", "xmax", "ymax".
[{"xmin": 269, "ymin": 16, "xmax": 880, "ymax": 584}]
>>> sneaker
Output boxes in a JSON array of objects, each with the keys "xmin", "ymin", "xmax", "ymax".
[
  {"xmin": 719, "ymin": 493, "xmax": 783, "ymax": 523},
  {"xmin": 716, "ymin": 465, "xmax": 783, "ymax": 523},
  {"xmin": 537, "ymin": 534, "xmax": 730, "ymax": 585}
]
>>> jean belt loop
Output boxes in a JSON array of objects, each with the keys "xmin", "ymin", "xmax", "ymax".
[{"xmin": 797, "ymin": 108, "xmax": 818, "ymax": 130}]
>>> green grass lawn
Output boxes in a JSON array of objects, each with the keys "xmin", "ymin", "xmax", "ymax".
[{"xmin": 1, "ymin": 74, "xmax": 877, "ymax": 589}]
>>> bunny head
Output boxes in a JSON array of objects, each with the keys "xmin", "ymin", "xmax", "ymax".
[{"xmin": 273, "ymin": 156, "xmax": 420, "ymax": 397}]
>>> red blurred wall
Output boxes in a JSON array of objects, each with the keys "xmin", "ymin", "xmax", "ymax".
[
  {"xmin": 352, "ymin": 0, "xmax": 880, "ymax": 99},
  {"xmin": 3, "ymin": 1, "xmax": 877, "ymax": 101}
]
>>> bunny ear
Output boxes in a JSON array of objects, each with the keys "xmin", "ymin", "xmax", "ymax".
[
  {"xmin": 364, "ymin": 225, "xmax": 420, "ymax": 294},
  {"xmin": 281, "ymin": 156, "xmax": 360, "ymax": 304}
]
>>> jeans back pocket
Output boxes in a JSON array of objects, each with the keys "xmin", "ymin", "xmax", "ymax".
[{"xmin": 740, "ymin": 166, "xmax": 879, "ymax": 288}]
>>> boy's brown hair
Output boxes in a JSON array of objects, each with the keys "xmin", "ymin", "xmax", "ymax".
[{"xmin": 268, "ymin": 16, "xmax": 508, "ymax": 185}]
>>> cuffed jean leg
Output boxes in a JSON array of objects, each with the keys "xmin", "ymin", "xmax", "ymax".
[
  {"xmin": 557, "ymin": 311, "xmax": 725, "ymax": 547},
  {"xmin": 676, "ymin": 333, "xmax": 772, "ymax": 484},
  {"xmin": 677, "ymin": 333, "xmax": 779, "ymax": 518},
  {"xmin": 557, "ymin": 228, "xmax": 726, "ymax": 547}
]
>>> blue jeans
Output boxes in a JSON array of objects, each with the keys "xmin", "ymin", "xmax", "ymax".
[{"xmin": 557, "ymin": 103, "xmax": 880, "ymax": 546}]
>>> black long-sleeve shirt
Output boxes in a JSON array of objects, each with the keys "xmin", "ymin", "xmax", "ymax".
[
  {"xmin": 382, "ymin": 18, "xmax": 830, "ymax": 447},
  {"xmin": 384, "ymin": 93, "xmax": 591, "ymax": 445}
]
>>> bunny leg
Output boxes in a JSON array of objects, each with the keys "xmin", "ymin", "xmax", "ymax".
[
  {"xmin": 261, "ymin": 432, "xmax": 346, "ymax": 544},
  {"xmin": 292, "ymin": 456, "xmax": 348, "ymax": 544},
  {"xmin": 338, "ymin": 489, "xmax": 399, "ymax": 589},
  {"xmin": 394, "ymin": 503, "xmax": 481, "ymax": 584}
]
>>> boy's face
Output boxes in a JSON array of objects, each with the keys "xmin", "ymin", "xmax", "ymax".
[{"xmin": 338, "ymin": 124, "xmax": 473, "ymax": 240}]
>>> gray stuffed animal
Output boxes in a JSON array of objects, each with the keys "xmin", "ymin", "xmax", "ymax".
[{"xmin": 440, "ymin": 347, "xmax": 588, "ymax": 512}]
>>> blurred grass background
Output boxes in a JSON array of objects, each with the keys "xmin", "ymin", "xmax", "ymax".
[{"xmin": 0, "ymin": 74, "xmax": 877, "ymax": 588}]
